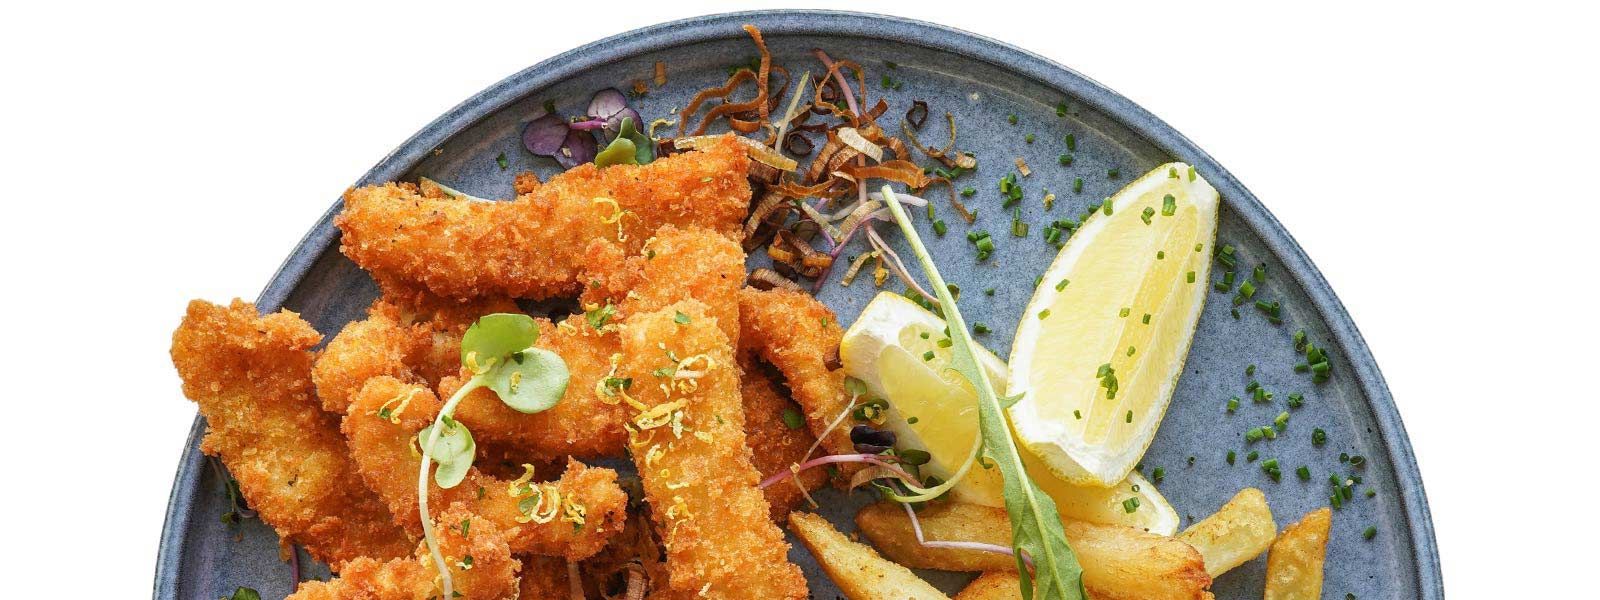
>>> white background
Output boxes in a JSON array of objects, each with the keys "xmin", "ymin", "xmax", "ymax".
[{"xmin": 3, "ymin": 1, "xmax": 1594, "ymax": 597}]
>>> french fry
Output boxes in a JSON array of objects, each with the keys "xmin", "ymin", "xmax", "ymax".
[
  {"xmin": 956, "ymin": 572, "xmax": 1218, "ymax": 600},
  {"xmin": 789, "ymin": 511, "xmax": 951, "ymax": 600},
  {"xmin": 1263, "ymin": 508, "xmax": 1331, "ymax": 600},
  {"xmin": 1178, "ymin": 488, "xmax": 1277, "ymax": 576},
  {"xmin": 855, "ymin": 502, "xmax": 1210, "ymax": 600}
]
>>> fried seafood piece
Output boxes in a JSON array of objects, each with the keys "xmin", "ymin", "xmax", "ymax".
[
  {"xmin": 312, "ymin": 294, "xmax": 520, "ymax": 415},
  {"xmin": 170, "ymin": 299, "xmax": 413, "ymax": 568},
  {"xmin": 737, "ymin": 287, "xmax": 857, "ymax": 478},
  {"xmin": 343, "ymin": 376, "xmax": 628, "ymax": 560},
  {"xmin": 515, "ymin": 556, "xmax": 574, "ymax": 599},
  {"xmin": 618, "ymin": 301, "xmax": 808, "ymax": 600},
  {"xmin": 450, "ymin": 225, "xmax": 746, "ymax": 460},
  {"xmin": 335, "ymin": 135, "xmax": 751, "ymax": 301},
  {"xmin": 287, "ymin": 505, "xmax": 521, "ymax": 600},
  {"xmin": 739, "ymin": 355, "xmax": 827, "ymax": 522}
]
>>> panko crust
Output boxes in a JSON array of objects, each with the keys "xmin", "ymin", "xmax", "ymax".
[
  {"xmin": 344, "ymin": 376, "xmax": 628, "ymax": 561},
  {"xmin": 736, "ymin": 287, "xmax": 856, "ymax": 480},
  {"xmin": 170, "ymin": 299, "xmax": 414, "ymax": 568},
  {"xmin": 335, "ymin": 135, "xmax": 750, "ymax": 301},
  {"xmin": 738, "ymin": 355, "xmax": 827, "ymax": 522},
  {"xmin": 619, "ymin": 301, "xmax": 807, "ymax": 600},
  {"xmin": 287, "ymin": 505, "xmax": 521, "ymax": 600}
]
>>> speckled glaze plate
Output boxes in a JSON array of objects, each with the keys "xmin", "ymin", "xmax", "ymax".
[{"xmin": 156, "ymin": 10, "xmax": 1440, "ymax": 599}]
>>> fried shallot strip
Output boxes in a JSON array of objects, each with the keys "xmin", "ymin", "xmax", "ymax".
[
  {"xmin": 169, "ymin": 299, "xmax": 414, "ymax": 568},
  {"xmin": 335, "ymin": 135, "xmax": 751, "ymax": 301}
]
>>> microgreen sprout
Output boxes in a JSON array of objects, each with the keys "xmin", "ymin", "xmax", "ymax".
[{"xmin": 418, "ymin": 313, "xmax": 569, "ymax": 599}]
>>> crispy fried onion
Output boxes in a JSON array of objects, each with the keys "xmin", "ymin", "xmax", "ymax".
[
  {"xmin": 839, "ymin": 250, "xmax": 881, "ymax": 286},
  {"xmin": 768, "ymin": 230, "xmax": 834, "ymax": 278},
  {"xmin": 840, "ymin": 160, "xmax": 931, "ymax": 189},
  {"xmin": 675, "ymin": 134, "xmax": 797, "ymax": 171},
  {"xmin": 683, "ymin": 25, "xmax": 771, "ymax": 135},
  {"xmin": 748, "ymin": 268, "xmax": 803, "ymax": 292},
  {"xmin": 902, "ymin": 111, "xmax": 974, "ymax": 169}
]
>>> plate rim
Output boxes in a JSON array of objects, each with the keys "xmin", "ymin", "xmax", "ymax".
[{"xmin": 155, "ymin": 9, "xmax": 1441, "ymax": 597}]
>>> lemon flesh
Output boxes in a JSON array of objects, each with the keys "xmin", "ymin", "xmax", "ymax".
[
  {"xmin": 841, "ymin": 292, "xmax": 1179, "ymax": 534},
  {"xmin": 1008, "ymin": 162, "xmax": 1219, "ymax": 487}
]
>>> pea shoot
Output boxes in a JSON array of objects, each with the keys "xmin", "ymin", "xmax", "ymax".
[{"xmin": 417, "ymin": 313, "xmax": 569, "ymax": 599}]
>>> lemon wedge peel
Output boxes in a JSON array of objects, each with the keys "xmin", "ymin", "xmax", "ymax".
[{"xmin": 1008, "ymin": 163, "xmax": 1220, "ymax": 487}]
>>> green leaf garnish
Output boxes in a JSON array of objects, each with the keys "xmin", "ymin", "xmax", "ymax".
[
  {"xmin": 229, "ymin": 587, "xmax": 261, "ymax": 600},
  {"xmin": 461, "ymin": 313, "xmax": 539, "ymax": 367},
  {"xmin": 419, "ymin": 416, "xmax": 476, "ymax": 488},
  {"xmin": 595, "ymin": 117, "xmax": 655, "ymax": 168},
  {"xmin": 484, "ymin": 348, "xmax": 569, "ymax": 413},
  {"xmin": 881, "ymin": 186, "xmax": 1086, "ymax": 600}
]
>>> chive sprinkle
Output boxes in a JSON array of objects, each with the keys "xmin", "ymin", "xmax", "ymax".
[
  {"xmin": 1363, "ymin": 526, "xmax": 1377, "ymax": 540},
  {"xmin": 1161, "ymin": 194, "xmax": 1177, "ymax": 216},
  {"xmin": 1058, "ymin": 154, "xmax": 1073, "ymax": 166},
  {"xmin": 933, "ymin": 219, "xmax": 948, "ymax": 237},
  {"xmin": 1065, "ymin": 134, "xmax": 1076, "ymax": 151},
  {"xmin": 1007, "ymin": 113, "xmax": 1017, "ymax": 125},
  {"xmin": 1226, "ymin": 450, "xmax": 1236, "ymax": 465},
  {"xmin": 1038, "ymin": 309, "xmax": 1052, "ymax": 320},
  {"xmin": 1055, "ymin": 279, "xmax": 1070, "ymax": 291},
  {"xmin": 1073, "ymin": 177, "xmax": 1084, "ymax": 193}
]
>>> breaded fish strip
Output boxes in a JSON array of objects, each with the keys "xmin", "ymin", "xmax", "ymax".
[
  {"xmin": 738, "ymin": 354, "xmax": 827, "ymax": 522},
  {"xmin": 737, "ymin": 287, "xmax": 857, "ymax": 477},
  {"xmin": 312, "ymin": 293, "xmax": 519, "ymax": 415},
  {"xmin": 344, "ymin": 376, "xmax": 628, "ymax": 561},
  {"xmin": 288, "ymin": 504, "xmax": 521, "ymax": 600},
  {"xmin": 170, "ymin": 300, "xmax": 413, "ymax": 568},
  {"xmin": 619, "ymin": 301, "xmax": 808, "ymax": 600},
  {"xmin": 451, "ymin": 225, "xmax": 746, "ymax": 460},
  {"xmin": 515, "ymin": 556, "xmax": 575, "ymax": 600},
  {"xmin": 335, "ymin": 135, "xmax": 750, "ymax": 301}
]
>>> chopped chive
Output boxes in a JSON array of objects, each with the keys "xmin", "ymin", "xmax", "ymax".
[
  {"xmin": 1253, "ymin": 263, "xmax": 1267, "ymax": 283},
  {"xmin": 1125, "ymin": 410, "xmax": 1133, "ymax": 423},
  {"xmin": 1103, "ymin": 201, "xmax": 1113, "ymax": 216},
  {"xmin": 495, "ymin": 152, "xmax": 509, "ymax": 170},
  {"xmin": 1065, "ymin": 134, "xmax": 1076, "ymax": 151},
  {"xmin": 1122, "ymin": 497, "xmax": 1140, "ymax": 513},
  {"xmin": 1161, "ymin": 194, "xmax": 1177, "ymax": 216},
  {"xmin": 972, "ymin": 322, "xmax": 991, "ymax": 334},
  {"xmin": 933, "ymin": 219, "xmax": 948, "ymax": 237},
  {"xmin": 1141, "ymin": 206, "xmax": 1155, "ymax": 224},
  {"xmin": 780, "ymin": 408, "xmax": 804, "ymax": 430},
  {"xmin": 1007, "ymin": 113, "xmax": 1017, "ymax": 125},
  {"xmin": 1226, "ymin": 450, "xmax": 1236, "ymax": 464},
  {"xmin": 1056, "ymin": 102, "xmax": 1068, "ymax": 117},
  {"xmin": 1119, "ymin": 307, "xmax": 1131, "ymax": 317},
  {"xmin": 1296, "ymin": 465, "xmax": 1311, "ymax": 481},
  {"xmin": 1187, "ymin": 165, "xmax": 1196, "ymax": 181},
  {"xmin": 922, "ymin": 350, "xmax": 935, "ymax": 361},
  {"xmin": 1126, "ymin": 346, "xmax": 1136, "ymax": 357},
  {"xmin": 985, "ymin": 287, "xmax": 996, "ymax": 296},
  {"xmin": 1247, "ymin": 450, "xmax": 1259, "ymax": 462},
  {"xmin": 1073, "ymin": 177, "xmax": 1084, "ymax": 193},
  {"xmin": 1186, "ymin": 271, "xmax": 1196, "ymax": 283},
  {"xmin": 1275, "ymin": 411, "xmax": 1290, "ymax": 430},
  {"xmin": 1038, "ymin": 309, "xmax": 1052, "ymax": 320},
  {"xmin": 962, "ymin": 186, "xmax": 976, "ymax": 197},
  {"xmin": 1226, "ymin": 397, "xmax": 1240, "ymax": 413},
  {"xmin": 1011, "ymin": 208, "xmax": 1029, "ymax": 237},
  {"xmin": 1055, "ymin": 279, "xmax": 1070, "ymax": 291},
  {"xmin": 1141, "ymin": 313, "xmax": 1151, "ymax": 324},
  {"xmin": 1025, "ymin": 133, "xmax": 1035, "ymax": 144},
  {"xmin": 1246, "ymin": 364, "xmax": 1256, "ymax": 376},
  {"xmin": 1107, "ymin": 168, "xmax": 1120, "ymax": 179},
  {"xmin": 1287, "ymin": 392, "xmax": 1304, "ymax": 408},
  {"xmin": 1152, "ymin": 467, "xmax": 1165, "ymax": 483},
  {"xmin": 1058, "ymin": 154, "xmax": 1073, "ymax": 166},
  {"xmin": 1157, "ymin": 250, "xmax": 1165, "ymax": 260},
  {"xmin": 1363, "ymin": 526, "xmax": 1377, "ymax": 540},
  {"xmin": 1074, "ymin": 409, "xmax": 1082, "ymax": 420}
]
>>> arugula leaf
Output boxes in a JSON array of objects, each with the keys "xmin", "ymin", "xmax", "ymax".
[
  {"xmin": 881, "ymin": 186, "xmax": 1086, "ymax": 600},
  {"xmin": 485, "ymin": 348, "xmax": 569, "ymax": 413}
]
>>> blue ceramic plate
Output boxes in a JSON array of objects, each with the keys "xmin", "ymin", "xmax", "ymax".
[{"xmin": 156, "ymin": 10, "xmax": 1440, "ymax": 599}]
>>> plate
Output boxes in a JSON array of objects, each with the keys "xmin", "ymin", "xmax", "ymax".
[{"xmin": 155, "ymin": 10, "xmax": 1441, "ymax": 599}]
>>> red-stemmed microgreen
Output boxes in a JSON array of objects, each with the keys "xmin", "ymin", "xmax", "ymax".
[{"xmin": 418, "ymin": 313, "xmax": 569, "ymax": 599}]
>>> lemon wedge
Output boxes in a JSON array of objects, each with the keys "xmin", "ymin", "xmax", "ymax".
[
  {"xmin": 841, "ymin": 292, "xmax": 1179, "ymax": 534},
  {"xmin": 1008, "ymin": 162, "xmax": 1219, "ymax": 487}
]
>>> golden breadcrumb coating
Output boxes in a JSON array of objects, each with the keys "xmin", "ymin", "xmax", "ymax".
[
  {"xmin": 451, "ymin": 225, "xmax": 746, "ymax": 460},
  {"xmin": 737, "ymin": 287, "xmax": 856, "ymax": 479},
  {"xmin": 344, "ymin": 376, "xmax": 628, "ymax": 560},
  {"xmin": 738, "ymin": 354, "xmax": 827, "ymax": 522},
  {"xmin": 619, "ymin": 301, "xmax": 807, "ymax": 600},
  {"xmin": 287, "ymin": 505, "xmax": 521, "ymax": 600},
  {"xmin": 312, "ymin": 293, "xmax": 520, "ymax": 415},
  {"xmin": 515, "ymin": 556, "xmax": 574, "ymax": 599},
  {"xmin": 170, "ymin": 299, "xmax": 414, "ymax": 568},
  {"xmin": 335, "ymin": 135, "xmax": 750, "ymax": 301}
]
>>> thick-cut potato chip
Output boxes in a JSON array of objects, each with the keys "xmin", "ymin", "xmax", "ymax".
[
  {"xmin": 1178, "ymin": 488, "xmax": 1277, "ymax": 576},
  {"xmin": 1263, "ymin": 508, "xmax": 1331, "ymax": 600},
  {"xmin": 854, "ymin": 502, "xmax": 1210, "ymax": 600},
  {"xmin": 789, "ymin": 511, "xmax": 950, "ymax": 600},
  {"xmin": 955, "ymin": 572, "xmax": 1218, "ymax": 600}
]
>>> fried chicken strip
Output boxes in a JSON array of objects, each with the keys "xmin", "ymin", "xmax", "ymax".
[
  {"xmin": 336, "ymin": 135, "xmax": 750, "ymax": 301},
  {"xmin": 344, "ymin": 376, "xmax": 628, "ymax": 561},
  {"xmin": 739, "ymin": 354, "xmax": 827, "ymax": 522},
  {"xmin": 618, "ymin": 301, "xmax": 808, "ymax": 600},
  {"xmin": 451, "ymin": 225, "xmax": 746, "ymax": 460},
  {"xmin": 170, "ymin": 299, "xmax": 413, "ymax": 568},
  {"xmin": 287, "ymin": 504, "xmax": 521, "ymax": 600},
  {"xmin": 737, "ymin": 287, "xmax": 857, "ymax": 478}
]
